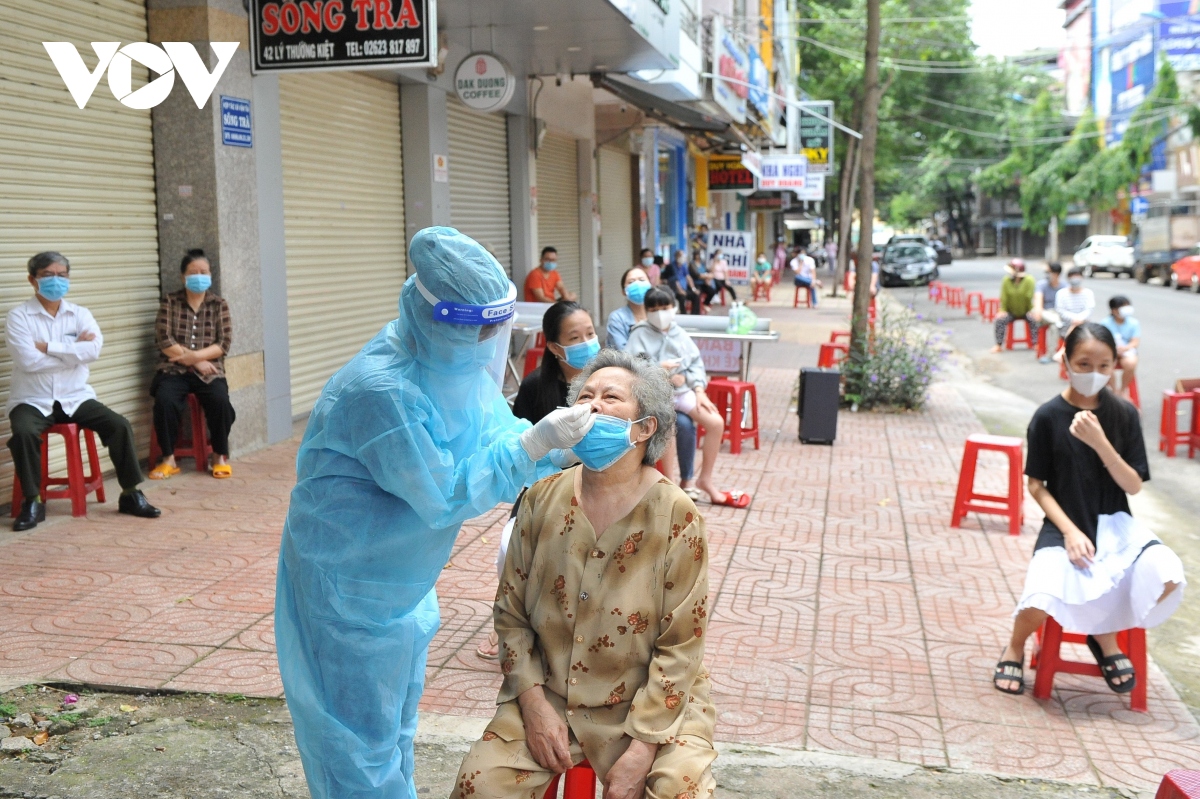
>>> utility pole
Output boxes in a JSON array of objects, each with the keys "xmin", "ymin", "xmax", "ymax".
[{"xmin": 851, "ymin": 0, "xmax": 881, "ymax": 355}]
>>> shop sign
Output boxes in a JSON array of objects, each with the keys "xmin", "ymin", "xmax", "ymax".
[
  {"xmin": 746, "ymin": 195, "xmax": 783, "ymax": 210},
  {"xmin": 249, "ymin": 0, "xmax": 435, "ymax": 73},
  {"xmin": 1160, "ymin": 0, "xmax": 1200, "ymax": 73},
  {"xmin": 710, "ymin": 16, "xmax": 747, "ymax": 123},
  {"xmin": 799, "ymin": 101, "xmax": 834, "ymax": 175},
  {"xmin": 221, "ymin": 96, "xmax": 252, "ymax": 147},
  {"xmin": 747, "ymin": 45, "xmax": 769, "ymax": 116},
  {"xmin": 707, "ymin": 155, "xmax": 756, "ymax": 191},
  {"xmin": 758, "ymin": 154, "xmax": 807, "ymax": 190},
  {"xmin": 455, "ymin": 53, "xmax": 515, "ymax": 112},
  {"xmin": 793, "ymin": 173, "xmax": 825, "ymax": 202},
  {"xmin": 708, "ymin": 229, "xmax": 755, "ymax": 285}
]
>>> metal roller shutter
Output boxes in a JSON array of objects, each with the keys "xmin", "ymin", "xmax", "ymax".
[
  {"xmin": 447, "ymin": 100, "xmax": 511, "ymax": 273},
  {"xmin": 598, "ymin": 145, "xmax": 634, "ymax": 319},
  {"xmin": 538, "ymin": 134, "xmax": 582, "ymax": 297},
  {"xmin": 0, "ymin": 0, "xmax": 161, "ymax": 496},
  {"xmin": 279, "ymin": 72, "xmax": 406, "ymax": 418}
]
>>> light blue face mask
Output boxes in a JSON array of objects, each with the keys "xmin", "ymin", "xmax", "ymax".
[
  {"xmin": 36, "ymin": 276, "xmax": 70, "ymax": 301},
  {"xmin": 625, "ymin": 281, "xmax": 651, "ymax": 304},
  {"xmin": 641, "ymin": 257, "xmax": 654, "ymax": 267},
  {"xmin": 185, "ymin": 274, "xmax": 212, "ymax": 293},
  {"xmin": 561, "ymin": 337, "xmax": 600, "ymax": 370},
  {"xmin": 544, "ymin": 260, "xmax": 558, "ymax": 271},
  {"xmin": 572, "ymin": 413, "xmax": 649, "ymax": 472}
]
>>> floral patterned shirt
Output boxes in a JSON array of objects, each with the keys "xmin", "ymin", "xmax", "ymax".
[{"xmin": 488, "ymin": 466, "xmax": 715, "ymax": 777}]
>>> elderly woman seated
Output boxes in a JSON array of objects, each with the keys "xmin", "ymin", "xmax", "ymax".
[{"xmin": 451, "ymin": 349, "xmax": 716, "ymax": 799}]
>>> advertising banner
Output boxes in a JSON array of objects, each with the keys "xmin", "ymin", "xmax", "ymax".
[
  {"xmin": 1159, "ymin": 0, "xmax": 1200, "ymax": 73},
  {"xmin": 759, "ymin": 154, "xmax": 808, "ymax": 190},
  {"xmin": 798, "ymin": 101, "xmax": 834, "ymax": 175},
  {"xmin": 695, "ymin": 338, "xmax": 742, "ymax": 375},
  {"xmin": 708, "ymin": 229, "xmax": 755, "ymax": 285},
  {"xmin": 747, "ymin": 45, "xmax": 770, "ymax": 115},
  {"xmin": 1107, "ymin": 32, "xmax": 1155, "ymax": 144},
  {"xmin": 707, "ymin": 155, "xmax": 756, "ymax": 191},
  {"xmin": 710, "ymin": 16, "xmax": 748, "ymax": 123},
  {"xmin": 793, "ymin": 173, "xmax": 825, "ymax": 201},
  {"xmin": 249, "ymin": 0, "xmax": 435, "ymax": 73}
]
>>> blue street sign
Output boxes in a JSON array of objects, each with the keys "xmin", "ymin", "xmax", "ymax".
[{"xmin": 221, "ymin": 96, "xmax": 252, "ymax": 148}]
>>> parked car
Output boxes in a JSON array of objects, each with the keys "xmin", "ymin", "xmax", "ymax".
[
  {"xmin": 887, "ymin": 233, "xmax": 929, "ymax": 247},
  {"xmin": 930, "ymin": 239, "xmax": 953, "ymax": 265},
  {"xmin": 1073, "ymin": 235, "xmax": 1135, "ymax": 277},
  {"xmin": 879, "ymin": 243, "xmax": 939, "ymax": 287},
  {"xmin": 1168, "ymin": 245, "xmax": 1200, "ymax": 292}
]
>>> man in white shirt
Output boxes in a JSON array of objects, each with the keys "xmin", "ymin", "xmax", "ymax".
[
  {"xmin": 6, "ymin": 252, "xmax": 161, "ymax": 530},
  {"xmin": 791, "ymin": 248, "xmax": 822, "ymax": 307}
]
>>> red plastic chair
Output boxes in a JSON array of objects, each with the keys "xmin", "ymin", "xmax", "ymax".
[
  {"xmin": 705, "ymin": 379, "xmax": 760, "ymax": 454},
  {"xmin": 1004, "ymin": 318, "xmax": 1034, "ymax": 350},
  {"xmin": 1157, "ymin": 770, "xmax": 1200, "ymax": 799},
  {"xmin": 964, "ymin": 291, "xmax": 984, "ymax": 317},
  {"xmin": 1031, "ymin": 618, "xmax": 1147, "ymax": 712},
  {"xmin": 981, "ymin": 297, "xmax": 1000, "ymax": 322},
  {"xmin": 544, "ymin": 761, "xmax": 597, "ymax": 799},
  {"xmin": 149, "ymin": 394, "xmax": 212, "ymax": 473},
  {"xmin": 950, "ymin": 433, "xmax": 1024, "ymax": 536},
  {"xmin": 12, "ymin": 424, "xmax": 106, "ymax": 518},
  {"xmin": 792, "ymin": 284, "xmax": 811, "ymax": 308},
  {"xmin": 817, "ymin": 342, "xmax": 848, "ymax": 369},
  {"xmin": 1160, "ymin": 390, "xmax": 1195, "ymax": 457}
]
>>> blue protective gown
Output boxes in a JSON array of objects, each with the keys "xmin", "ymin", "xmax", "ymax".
[{"xmin": 275, "ymin": 228, "xmax": 538, "ymax": 799}]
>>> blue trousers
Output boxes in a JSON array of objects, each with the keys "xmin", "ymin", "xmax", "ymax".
[{"xmin": 675, "ymin": 411, "xmax": 696, "ymax": 481}]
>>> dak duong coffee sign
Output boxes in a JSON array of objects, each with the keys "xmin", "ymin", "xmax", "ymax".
[
  {"xmin": 249, "ymin": 0, "xmax": 436, "ymax": 73},
  {"xmin": 455, "ymin": 53, "xmax": 515, "ymax": 113}
]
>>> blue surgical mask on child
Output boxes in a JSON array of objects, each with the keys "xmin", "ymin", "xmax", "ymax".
[
  {"xmin": 185, "ymin": 274, "xmax": 212, "ymax": 293},
  {"xmin": 561, "ymin": 337, "xmax": 600, "ymax": 369},
  {"xmin": 625, "ymin": 281, "xmax": 651, "ymax": 304},
  {"xmin": 571, "ymin": 413, "xmax": 650, "ymax": 472},
  {"xmin": 36, "ymin": 276, "xmax": 70, "ymax": 301}
]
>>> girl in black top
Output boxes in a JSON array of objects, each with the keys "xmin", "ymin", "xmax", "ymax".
[{"xmin": 994, "ymin": 323, "xmax": 1184, "ymax": 696}]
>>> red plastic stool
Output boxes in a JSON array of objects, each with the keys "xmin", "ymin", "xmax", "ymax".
[
  {"xmin": 715, "ymin": 285, "xmax": 729, "ymax": 306},
  {"xmin": 149, "ymin": 394, "xmax": 212, "ymax": 472},
  {"xmin": 793, "ymin": 283, "xmax": 811, "ymax": 308},
  {"xmin": 950, "ymin": 433, "xmax": 1024, "ymax": 536},
  {"xmin": 523, "ymin": 347, "xmax": 544, "ymax": 377},
  {"xmin": 928, "ymin": 281, "xmax": 943, "ymax": 302},
  {"xmin": 1157, "ymin": 770, "xmax": 1200, "ymax": 799},
  {"xmin": 544, "ymin": 761, "xmax": 597, "ymax": 799},
  {"xmin": 945, "ymin": 286, "xmax": 964, "ymax": 308},
  {"xmin": 1035, "ymin": 324, "xmax": 1051, "ymax": 358},
  {"xmin": 1117, "ymin": 373, "xmax": 1141, "ymax": 409},
  {"xmin": 11, "ymin": 424, "xmax": 107, "ymax": 518},
  {"xmin": 1004, "ymin": 318, "xmax": 1034, "ymax": 350},
  {"xmin": 1189, "ymin": 390, "xmax": 1200, "ymax": 459},
  {"xmin": 753, "ymin": 281, "xmax": 772, "ymax": 301},
  {"xmin": 829, "ymin": 330, "xmax": 851, "ymax": 344},
  {"xmin": 818, "ymin": 342, "xmax": 848, "ymax": 369},
  {"xmin": 964, "ymin": 291, "xmax": 984, "ymax": 317},
  {"xmin": 981, "ymin": 297, "xmax": 1000, "ymax": 322},
  {"xmin": 1160, "ymin": 390, "xmax": 1196, "ymax": 457},
  {"xmin": 1031, "ymin": 618, "xmax": 1147, "ymax": 712},
  {"xmin": 705, "ymin": 379, "xmax": 760, "ymax": 454}
]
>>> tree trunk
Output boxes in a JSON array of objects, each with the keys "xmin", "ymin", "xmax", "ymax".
[
  {"xmin": 852, "ymin": 0, "xmax": 882, "ymax": 357},
  {"xmin": 835, "ymin": 134, "xmax": 860, "ymax": 297},
  {"xmin": 1047, "ymin": 215, "xmax": 1060, "ymax": 262}
]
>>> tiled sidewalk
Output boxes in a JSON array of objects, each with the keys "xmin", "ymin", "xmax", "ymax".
[{"xmin": 1, "ymin": 365, "xmax": 1198, "ymax": 791}]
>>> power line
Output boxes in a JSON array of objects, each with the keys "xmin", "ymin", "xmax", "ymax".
[{"xmin": 795, "ymin": 35, "xmax": 988, "ymax": 72}]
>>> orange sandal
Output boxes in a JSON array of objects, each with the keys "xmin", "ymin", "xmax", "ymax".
[
  {"xmin": 149, "ymin": 463, "xmax": 181, "ymax": 480},
  {"xmin": 211, "ymin": 463, "xmax": 232, "ymax": 479},
  {"xmin": 712, "ymin": 490, "xmax": 751, "ymax": 509}
]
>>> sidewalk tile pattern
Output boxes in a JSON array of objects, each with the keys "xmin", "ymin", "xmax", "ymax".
[{"xmin": 1, "ymin": 364, "xmax": 1198, "ymax": 791}]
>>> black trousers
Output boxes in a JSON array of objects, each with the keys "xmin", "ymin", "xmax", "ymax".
[
  {"xmin": 675, "ymin": 289, "xmax": 701, "ymax": 315},
  {"xmin": 152, "ymin": 373, "xmax": 236, "ymax": 458},
  {"xmin": 713, "ymin": 279, "xmax": 737, "ymax": 301},
  {"xmin": 7, "ymin": 400, "xmax": 143, "ymax": 499}
]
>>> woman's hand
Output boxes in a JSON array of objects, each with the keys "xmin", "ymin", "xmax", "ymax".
[
  {"xmin": 170, "ymin": 349, "xmax": 200, "ymax": 367},
  {"xmin": 671, "ymin": 374, "xmax": 686, "ymax": 388},
  {"xmin": 602, "ymin": 739, "xmax": 658, "ymax": 799},
  {"xmin": 694, "ymin": 389, "xmax": 717, "ymax": 415},
  {"xmin": 193, "ymin": 360, "xmax": 219, "ymax": 377},
  {"xmin": 517, "ymin": 687, "xmax": 572, "ymax": 774},
  {"xmin": 1068, "ymin": 410, "xmax": 1110, "ymax": 453},
  {"xmin": 660, "ymin": 360, "xmax": 681, "ymax": 373},
  {"xmin": 1064, "ymin": 528, "xmax": 1095, "ymax": 568}
]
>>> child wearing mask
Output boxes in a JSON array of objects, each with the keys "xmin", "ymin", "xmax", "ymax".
[
  {"xmin": 1099, "ymin": 295, "xmax": 1140, "ymax": 401},
  {"xmin": 626, "ymin": 287, "xmax": 751, "ymax": 508},
  {"xmin": 993, "ymin": 323, "xmax": 1184, "ymax": 697}
]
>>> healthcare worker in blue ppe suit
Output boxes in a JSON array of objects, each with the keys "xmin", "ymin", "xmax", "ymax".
[{"xmin": 275, "ymin": 227, "xmax": 595, "ymax": 799}]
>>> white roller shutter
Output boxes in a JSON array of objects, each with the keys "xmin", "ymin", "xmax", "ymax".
[
  {"xmin": 598, "ymin": 145, "xmax": 634, "ymax": 320},
  {"xmin": 0, "ymin": 0, "xmax": 161, "ymax": 497},
  {"xmin": 447, "ymin": 100, "xmax": 511, "ymax": 273},
  {"xmin": 538, "ymin": 134, "xmax": 582, "ymax": 295},
  {"xmin": 279, "ymin": 72, "xmax": 406, "ymax": 418}
]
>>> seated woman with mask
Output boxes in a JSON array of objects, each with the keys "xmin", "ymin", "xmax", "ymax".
[{"xmin": 451, "ymin": 349, "xmax": 716, "ymax": 799}]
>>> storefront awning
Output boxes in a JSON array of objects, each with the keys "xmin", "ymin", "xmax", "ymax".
[{"xmin": 591, "ymin": 73, "xmax": 735, "ymax": 144}]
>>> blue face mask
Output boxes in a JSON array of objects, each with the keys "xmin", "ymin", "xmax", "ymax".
[
  {"xmin": 561, "ymin": 337, "xmax": 600, "ymax": 370},
  {"xmin": 544, "ymin": 260, "xmax": 558, "ymax": 271},
  {"xmin": 36, "ymin": 276, "xmax": 70, "ymax": 301},
  {"xmin": 572, "ymin": 413, "xmax": 649, "ymax": 472},
  {"xmin": 185, "ymin": 274, "xmax": 212, "ymax": 293},
  {"xmin": 641, "ymin": 257, "xmax": 654, "ymax": 267},
  {"xmin": 625, "ymin": 281, "xmax": 651, "ymax": 304}
]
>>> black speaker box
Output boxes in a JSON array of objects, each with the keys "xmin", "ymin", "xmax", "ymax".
[{"xmin": 798, "ymin": 367, "xmax": 840, "ymax": 444}]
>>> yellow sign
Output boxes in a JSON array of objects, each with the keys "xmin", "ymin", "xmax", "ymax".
[{"xmin": 802, "ymin": 147, "xmax": 830, "ymax": 170}]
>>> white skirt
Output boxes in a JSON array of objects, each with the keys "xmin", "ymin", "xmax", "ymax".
[{"xmin": 1016, "ymin": 512, "xmax": 1186, "ymax": 635}]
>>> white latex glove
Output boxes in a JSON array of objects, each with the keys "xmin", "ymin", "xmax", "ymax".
[
  {"xmin": 520, "ymin": 405, "xmax": 595, "ymax": 461},
  {"xmin": 549, "ymin": 448, "xmax": 581, "ymax": 469}
]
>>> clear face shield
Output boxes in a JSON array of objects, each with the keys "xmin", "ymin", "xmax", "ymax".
[{"xmin": 413, "ymin": 275, "xmax": 517, "ymax": 389}]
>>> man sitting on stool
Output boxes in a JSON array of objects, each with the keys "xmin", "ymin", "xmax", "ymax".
[
  {"xmin": 6, "ymin": 252, "xmax": 161, "ymax": 531},
  {"xmin": 1100, "ymin": 295, "xmax": 1141, "ymax": 401},
  {"xmin": 990, "ymin": 258, "xmax": 1038, "ymax": 353}
]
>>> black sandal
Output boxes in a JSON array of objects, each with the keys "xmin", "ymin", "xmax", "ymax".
[
  {"xmin": 1086, "ymin": 636, "xmax": 1137, "ymax": 694},
  {"xmin": 993, "ymin": 657, "xmax": 1025, "ymax": 695}
]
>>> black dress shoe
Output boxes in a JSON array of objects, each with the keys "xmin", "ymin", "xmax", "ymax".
[
  {"xmin": 12, "ymin": 498, "xmax": 45, "ymax": 531},
  {"xmin": 118, "ymin": 490, "xmax": 161, "ymax": 519}
]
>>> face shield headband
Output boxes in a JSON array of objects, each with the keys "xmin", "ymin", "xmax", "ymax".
[
  {"xmin": 414, "ymin": 275, "xmax": 517, "ymax": 327},
  {"xmin": 413, "ymin": 274, "xmax": 518, "ymax": 392}
]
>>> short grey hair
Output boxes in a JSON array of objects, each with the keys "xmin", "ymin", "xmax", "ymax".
[
  {"xmin": 567, "ymin": 349, "xmax": 676, "ymax": 465},
  {"xmin": 28, "ymin": 251, "xmax": 69, "ymax": 277}
]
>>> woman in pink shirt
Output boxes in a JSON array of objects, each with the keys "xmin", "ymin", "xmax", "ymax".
[{"xmin": 709, "ymin": 250, "xmax": 736, "ymax": 301}]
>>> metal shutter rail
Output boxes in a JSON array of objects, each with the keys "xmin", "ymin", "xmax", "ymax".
[
  {"xmin": 0, "ymin": 0, "xmax": 161, "ymax": 497},
  {"xmin": 447, "ymin": 99, "xmax": 511, "ymax": 273},
  {"xmin": 279, "ymin": 72, "xmax": 406, "ymax": 418},
  {"xmin": 538, "ymin": 134, "xmax": 582, "ymax": 296},
  {"xmin": 598, "ymin": 145, "xmax": 634, "ymax": 319}
]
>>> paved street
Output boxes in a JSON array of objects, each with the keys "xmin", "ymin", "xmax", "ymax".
[{"xmin": 2, "ymin": 293, "xmax": 1199, "ymax": 794}]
